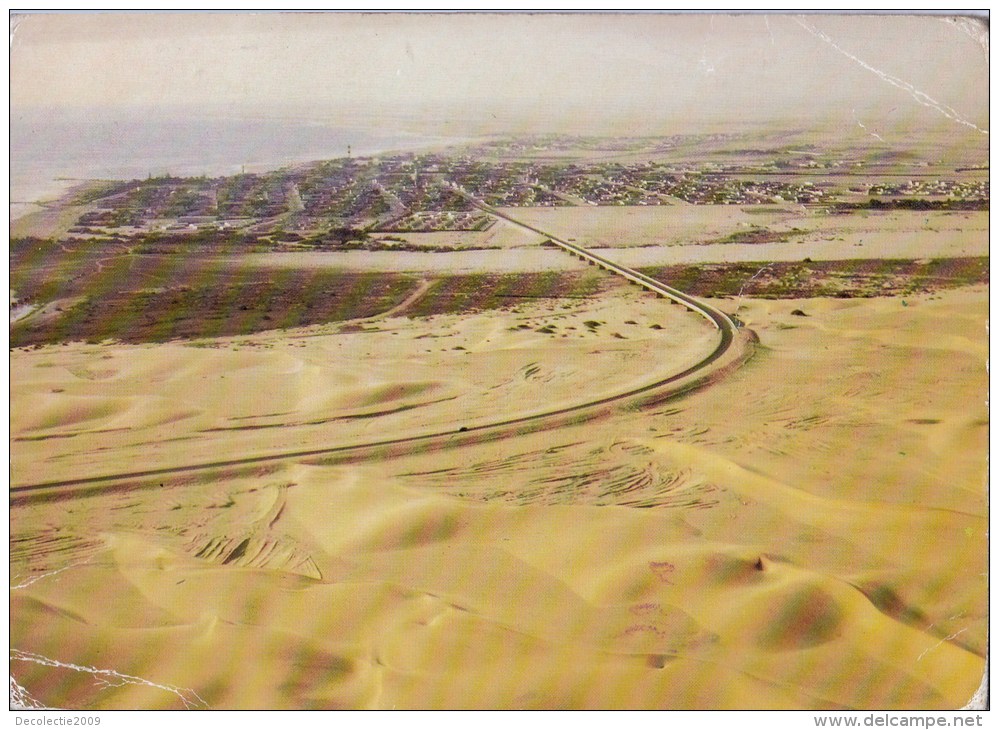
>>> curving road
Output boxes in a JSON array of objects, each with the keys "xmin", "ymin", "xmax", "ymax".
[
  {"xmin": 458, "ymin": 189, "xmax": 736, "ymax": 330},
  {"xmin": 11, "ymin": 200, "xmax": 751, "ymax": 500}
]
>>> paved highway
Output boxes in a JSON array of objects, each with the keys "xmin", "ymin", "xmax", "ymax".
[
  {"xmin": 458, "ymin": 189, "xmax": 737, "ymax": 333},
  {"xmin": 11, "ymin": 198, "xmax": 751, "ymax": 500}
]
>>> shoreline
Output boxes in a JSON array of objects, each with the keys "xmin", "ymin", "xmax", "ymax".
[{"xmin": 9, "ymin": 132, "xmax": 481, "ymax": 226}]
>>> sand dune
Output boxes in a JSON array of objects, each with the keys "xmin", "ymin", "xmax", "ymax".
[
  {"xmin": 10, "ymin": 283, "xmax": 716, "ymax": 485},
  {"xmin": 9, "ymin": 283, "xmax": 986, "ymax": 709}
]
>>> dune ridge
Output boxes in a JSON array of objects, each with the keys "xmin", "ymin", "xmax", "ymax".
[{"xmin": 9, "ymin": 284, "xmax": 986, "ymax": 709}]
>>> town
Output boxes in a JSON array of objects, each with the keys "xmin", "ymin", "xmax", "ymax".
[{"xmin": 61, "ymin": 134, "xmax": 988, "ymax": 250}]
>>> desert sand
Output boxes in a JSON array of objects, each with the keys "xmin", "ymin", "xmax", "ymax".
[
  {"xmin": 9, "ymin": 10, "xmax": 990, "ymax": 712},
  {"xmin": 237, "ymin": 207, "xmax": 988, "ymax": 274},
  {"xmin": 506, "ymin": 206, "xmax": 989, "ymax": 260},
  {"xmin": 9, "ymin": 277, "xmax": 987, "ymax": 709}
]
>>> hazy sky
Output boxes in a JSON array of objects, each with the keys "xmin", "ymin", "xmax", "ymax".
[{"xmin": 9, "ymin": 12, "xmax": 989, "ymax": 136}]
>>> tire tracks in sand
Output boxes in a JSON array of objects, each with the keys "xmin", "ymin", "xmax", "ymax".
[{"xmin": 11, "ymin": 210, "xmax": 752, "ymax": 501}]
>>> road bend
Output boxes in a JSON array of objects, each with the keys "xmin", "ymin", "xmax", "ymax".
[
  {"xmin": 11, "ymin": 194, "xmax": 751, "ymax": 501},
  {"xmin": 457, "ymin": 189, "xmax": 737, "ymax": 333}
]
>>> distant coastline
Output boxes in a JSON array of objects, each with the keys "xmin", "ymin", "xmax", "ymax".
[{"xmin": 9, "ymin": 114, "xmax": 468, "ymax": 222}]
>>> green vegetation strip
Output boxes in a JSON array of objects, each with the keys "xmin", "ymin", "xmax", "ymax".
[
  {"xmin": 639, "ymin": 257, "xmax": 988, "ymax": 300},
  {"xmin": 10, "ymin": 254, "xmax": 605, "ymax": 347}
]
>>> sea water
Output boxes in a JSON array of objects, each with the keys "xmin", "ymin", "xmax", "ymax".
[{"xmin": 10, "ymin": 110, "xmax": 456, "ymax": 219}]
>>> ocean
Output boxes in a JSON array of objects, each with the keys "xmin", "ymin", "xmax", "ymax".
[{"xmin": 9, "ymin": 112, "xmax": 458, "ymax": 219}]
